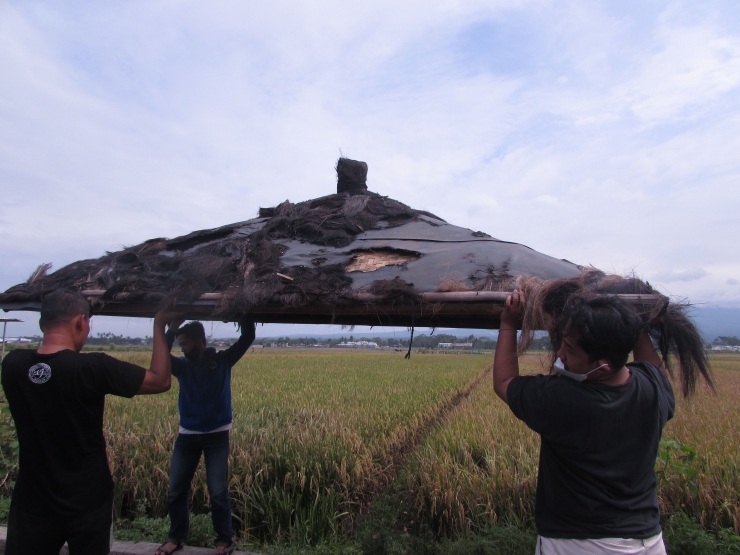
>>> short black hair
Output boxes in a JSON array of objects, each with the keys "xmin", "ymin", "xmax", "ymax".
[
  {"xmin": 176, "ymin": 321, "xmax": 206, "ymax": 345},
  {"xmin": 39, "ymin": 290, "xmax": 91, "ymax": 329},
  {"xmin": 555, "ymin": 295, "xmax": 643, "ymax": 369}
]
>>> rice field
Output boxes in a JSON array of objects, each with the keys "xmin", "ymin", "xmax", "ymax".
[
  {"xmin": 657, "ymin": 355, "xmax": 740, "ymax": 531},
  {"xmin": 102, "ymin": 350, "xmax": 740, "ymax": 544},
  {"xmin": 104, "ymin": 350, "xmax": 487, "ymax": 542},
  {"xmin": 399, "ymin": 358, "xmax": 539, "ymax": 537},
  {"xmin": 400, "ymin": 353, "xmax": 740, "ymax": 536}
]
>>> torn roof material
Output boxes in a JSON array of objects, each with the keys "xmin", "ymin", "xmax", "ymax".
[{"xmin": 1, "ymin": 157, "xmax": 589, "ymax": 329}]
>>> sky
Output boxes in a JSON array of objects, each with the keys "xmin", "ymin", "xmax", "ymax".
[{"xmin": 1, "ymin": 0, "xmax": 739, "ymax": 339}]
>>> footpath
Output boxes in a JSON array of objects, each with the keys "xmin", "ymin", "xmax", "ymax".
[{"xmin": 0, "ymin": 526, "xmax": 259, "ymax": 555}]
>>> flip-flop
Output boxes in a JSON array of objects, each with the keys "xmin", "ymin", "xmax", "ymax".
[
  {"xmin": 214, "ymin": 541, "xmax": 236, "ymax": 554},
  {"xmin": 155, "ymin": 542, "xmax": 184, "ymax": 555}
]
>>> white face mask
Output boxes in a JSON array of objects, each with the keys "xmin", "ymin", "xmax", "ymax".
[{"xmin": 553, "ymin": 358, "xmax": 609, "ymax": 382}]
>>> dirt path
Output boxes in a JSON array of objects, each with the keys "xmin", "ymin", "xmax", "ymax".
[{"xmin": 351, "ymin": 363, "xmax": 492, "ymax": 521}]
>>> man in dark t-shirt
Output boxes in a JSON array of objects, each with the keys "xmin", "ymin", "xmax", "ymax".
[
  {"xmin": 1, "ymin": 290, "xmax": 179, "ymax": 555},
  {"xmin": 493, "ymin": 292, "xmax": 674, "ymax": 555}
]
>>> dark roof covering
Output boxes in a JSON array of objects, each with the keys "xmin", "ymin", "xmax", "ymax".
[{"xmin": 0, "ymin": 158, "xmax": 582, "ymax": 328}]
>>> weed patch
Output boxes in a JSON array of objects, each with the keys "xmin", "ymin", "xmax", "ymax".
[{"xmin": 114, "ymin": 513, "xmax": 215, "ymax": 547}]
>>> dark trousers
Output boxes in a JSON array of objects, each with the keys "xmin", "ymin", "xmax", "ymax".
[
  {"xmin": 5, "ymin": 493, "xmax": 113, "ymax": 555},
  {"xmin": 168, "ymin": 430, "xmax": 232, "ymax": 546}
]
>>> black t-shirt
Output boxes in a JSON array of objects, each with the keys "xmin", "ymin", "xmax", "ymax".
[
  {"xmin": 507, "ymin": 361, "xmax": 675, "ymax": 539},
  {"xmin": 1, "ymin": 349, "xmax": 146, "ymax": 516}
]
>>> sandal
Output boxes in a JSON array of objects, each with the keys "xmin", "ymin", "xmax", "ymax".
[
  {"xmin": 155, "ymin": 542, "xmax": 184, "ymax": 555},
  {"xmin": 214, "ymin": 541, "xmax": 236, "ymax": 554}
]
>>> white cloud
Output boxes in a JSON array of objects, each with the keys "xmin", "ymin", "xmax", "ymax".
[
  {"xmin": 653, "ymin": 268, "xmax": 709, "ymax": 283},
  {"xmin": 618, "ymin": 26, "xmax": 740, "ymax": 123},
  {"xmin": 534, "ymin": 194, "xmax": 558, "ymax": 205},
  {"xmin": 1, "ymin": 0, "xmax": 740, "ymax": 333}
]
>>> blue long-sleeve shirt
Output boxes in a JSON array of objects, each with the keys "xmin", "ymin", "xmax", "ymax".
[{"xmin": 166, "ymin": 325, "xmax": 255, "ymax": 433}]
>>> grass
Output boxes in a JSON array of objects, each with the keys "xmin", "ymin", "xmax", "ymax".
[
  {"xmin": 3, "ymin": 348, "xmax": 739, "ymax": 551},
  {"xmin": 114, "ymin": 509, "xmax": 740, "ymax": 555},
  {"xmin": 658, "ymin": 354, "xmax": 740, "ymax": 531},
  {"xmin": 398, "ymin": 356, "xmax": 540, "ymax": 537},
  {"xmin": 114, "ymin": 512, "xmax": 216, "ymax": 547},
  {"xmin": 104, "ymin": 350, "xmax": 487, "ymax": 544},
  {"xmin": 397, "ymin": 353, "xmax": 740, "ymax": 537}
]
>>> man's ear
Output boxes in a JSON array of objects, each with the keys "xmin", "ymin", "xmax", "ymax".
[{"xmin": 73, "ymin": 314, "xmax": 87, "ymax": 332}]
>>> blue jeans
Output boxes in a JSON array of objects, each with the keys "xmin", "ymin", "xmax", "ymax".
[{"xmin": 167, "ymin": 430, "xmax": 232, "ymax": 546}]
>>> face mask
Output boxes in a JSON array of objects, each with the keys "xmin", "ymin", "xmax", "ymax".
[{"xmin": 553, "ymin": 358, "xmax": 609, "ymax": 382}]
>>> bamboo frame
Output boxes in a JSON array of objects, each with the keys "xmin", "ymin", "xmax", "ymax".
[
  {"xmin": 0, "ymin": 290, "xmax": 662, "ymax": 330},
  {"xmin": 67, "ymin": 290, "xmax": 658, "ymax": 304}
]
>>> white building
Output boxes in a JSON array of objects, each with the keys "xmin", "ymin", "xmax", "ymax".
[
  {"xmin": 336, "ymin": 341, "xmax": 378, "ymax": 349},
  {"xmin": 437, "ymin": 342, "xmax": 473, "ymax": 350}
]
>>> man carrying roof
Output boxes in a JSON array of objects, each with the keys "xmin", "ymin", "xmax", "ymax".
[
  {"xmin": 493, "ymin": 290, "xmax": 673, "ymax": 555},
  {"xmin": 1, "ymin": 290, "xmax": 177, "ymax": 555},
  {"xmin": 156, "ymin": 316, "xmax": 255, "ymax": 555}
]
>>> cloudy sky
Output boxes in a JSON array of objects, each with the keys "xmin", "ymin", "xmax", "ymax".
[{"xmin": 2, "ymin": 0, "xmax": 739, "ymax": 338}]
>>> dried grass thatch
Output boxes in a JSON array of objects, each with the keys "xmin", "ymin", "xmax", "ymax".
[
  {"xmin": 517, "ymin": 269, "xmax": 713, "ymax": 396},
  {"xmin": 4, "ymin": 158, "xmax": 683, "ymax": 332},
  {"xmin": 1, "ymin": 162, "xmax": 437, "ymax": 314}
]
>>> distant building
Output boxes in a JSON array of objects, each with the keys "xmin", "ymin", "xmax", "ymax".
[
  {"xmin": 336, "ymin": 341, "xmax": 378, "ymax": 349},
  {"xmin": 437, "ymin": 342, "xmax": 473, "ymax": 350},
  {"xmin": 2, "ymin": 337, "xmax": 33, "ymax": 344},
  {"xmin": 710, "ymin": 345, "xmax": 740, "ymax": 352}
]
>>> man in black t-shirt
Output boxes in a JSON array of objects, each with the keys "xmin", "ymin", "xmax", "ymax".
[
  {"xmin": 1, "ymin": 290, "xmax": 179, "ymax": 555},
  {"xmin": 493, "ymin": 292, "xmax": 674, "ymax": 555}
]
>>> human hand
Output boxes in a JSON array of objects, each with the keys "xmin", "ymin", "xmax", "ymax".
[
  {"xmin": 501, "ymin": 289, "xmax": 526, "ymax": 329},
  {"xmin": 154, "ymin": 310, "xmax": 185, "ymax": 329},
  {"xmin": 239, "ymin": 314, "xmax": 256, "ymax": 328},
  {"xmin": 169, "ymin": 316, "xmax": 186, "ymax": 332}
]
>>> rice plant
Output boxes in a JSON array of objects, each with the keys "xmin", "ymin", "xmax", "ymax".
[
  {"xmin": 103, "ymin": 350, "xmax": 740, "ymax": 545},
  {"xmin": 399, "ymin": 355, "xmax": 540, "ymax": 537},
  {"xmin": 104, "ymin": 350, "xmax": 487, "ymax": 543},
  {"xmin": 658, "ymin": 355, "xmax": 740, "ymax": 532},
  {"xmin": 399, "ymin": 353, "xmax": 740, "ymax": 537}
]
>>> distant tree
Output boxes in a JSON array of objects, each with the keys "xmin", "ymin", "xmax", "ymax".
[
  {"xmin": 528, "ymin": 336, "xmax": 552, "ymax": 351},
  {"xmin": 473, "ymin": 337, "xmax": 496, "ymax": 350},
  {"xmin": 716, "ymin": 336, "xmax": 740, "ymax": 346}
]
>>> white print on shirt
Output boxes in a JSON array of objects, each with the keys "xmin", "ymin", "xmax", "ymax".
[{"xmin": 28, "ymin": 363, "xmax": 52, "ymax": 384}]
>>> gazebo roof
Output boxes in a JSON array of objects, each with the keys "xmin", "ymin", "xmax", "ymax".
[{"xmin": 0, "ymin": 158, "xmax": 595, "ymax": 329}]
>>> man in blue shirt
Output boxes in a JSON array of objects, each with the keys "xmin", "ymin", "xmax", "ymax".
[{"xmin": 156, "ymin": 317, "xmax": 255, "ymax": 555}]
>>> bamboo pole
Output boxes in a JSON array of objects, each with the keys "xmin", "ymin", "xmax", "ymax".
[
  {"xmin": 0, "ymin": 290, "xmax": 662, "ymax": 328},
  {"xmin": 76, "ymin": 289, "xmax": 661, "ymax": 305}
]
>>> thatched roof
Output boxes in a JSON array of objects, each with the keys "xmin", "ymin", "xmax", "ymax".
[{"xmin": 1, "ymin": 158, "xmax": 602, "ymax": 329}]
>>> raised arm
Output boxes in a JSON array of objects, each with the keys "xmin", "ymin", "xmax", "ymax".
[
  {"xmin": 137, "ymin": 311, "xmax": 182, "ymax": 395},
  {"xmin": 493, "ymin": 290, "xmax": 526, "ymax": 405},
  {"xmin": 222, "ymin": 315, "xmax": 256, "ymax": 367},
  {"xmin": 165, "ymin": 317, "xmax": 185, "ymax": 360},
  {"xmin": 633, "ymin": 328, "xmax": 668, "ymax": 377}
]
